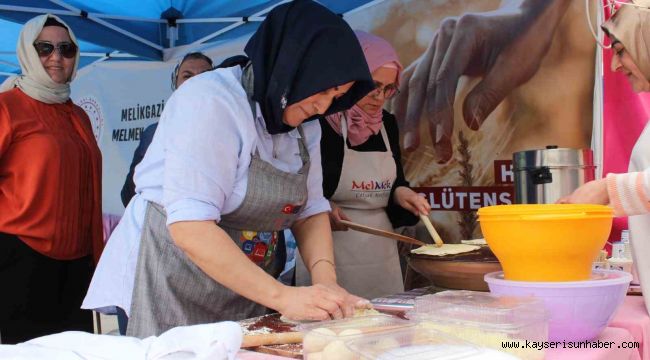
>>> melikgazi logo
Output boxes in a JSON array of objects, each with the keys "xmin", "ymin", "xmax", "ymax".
[{"xmin": 351, "ymin": 179, "xmax": 393, "ymax": 192}]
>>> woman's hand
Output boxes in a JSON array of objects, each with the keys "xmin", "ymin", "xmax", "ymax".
[
  {"xmin": 329, "ymin": 201, "xmax": 350, "ymax": 231},
  {"xmin": 556, "ymin": 179, "xmax": 609, "ymax": 205},
  {"xmin": 275, "ymin": 284, "xmax": 345, "ymax": 321},
  {"xmin": 320, "ymin": 282, "xmax": 371, "ymax": 318},
  {"xmin": 394, "ymin": 186, "xmax": 431, "ymax": 216},
  {"xmin": 274, "ymin": 283, "xmax": 370, "ymax": 321},
  {"xmin": 390, "ymin": 0, "xmax": 572, "ymax": 163}
]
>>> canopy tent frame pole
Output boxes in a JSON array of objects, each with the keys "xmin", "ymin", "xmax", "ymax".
[
  {"xmin": 0, "ymin": 0, "xmax": 380, "ymax": 72},
  {"xmin": 48, "ymin": 0, "xmax": 164, "ymax": 52},
  {"xmin": 90, "ymin": 50, "xmax": 123, "ymax": 65},
  {"xmin": 187, "ymin": 0, "xmax": 381, "ymax": 47},
  {"xmin": 0, "ymin": 60, "xmax": 19, "ymax": 69},
  {"xmin": 189, "ymin": 21, "xmax": 246, "ymax": 48},
  {"xmin": 0, "ymin": 4, "xmax": 165, "ymax": 23},
  {"xmin": 0, "ymin": 5, "xmax": 75, "ymax": 16},
  {"xmin": 342, "ymin": 0, "xmax": 389, "ymax": 17},
  {"xmin": 81, "ymin": 13, "xmax": 164, "ymax": 23},
  {"xmin": 79, "ymin": 52, "xmax": 137, "ymax": 58},
  {"xmin": 0, "ymin": 50, "xmax": 137, "ymax": 58},
  {"xmin": 176, "ymin": 17, "xmax": 265, "ymax": 24},
  {"xmin": 188, "ymin": 0, "xmax": 292, "ymax": 47},
  {"xmin": 167, "ymin": 25, "xmax": 178, "ymax": 48}
]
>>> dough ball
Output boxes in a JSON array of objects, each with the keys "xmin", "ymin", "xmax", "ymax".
[
  {"xmin": 306, "ymin": 352, "xmax": 323, "ymax": 360},
  {"xmin": 338, "ymin": 328, "xmax": 362, "ymax": 337},
  {"xmin": 303, "ymin": 327, "xmax": 336, "ymax": 353},
  {"xmin": 322, "ymin": 340, "xmax": 359, "ymax": 360},
  {"xmin": 353, "ymin": 308, "xmax": 381, "ymax": 317}
]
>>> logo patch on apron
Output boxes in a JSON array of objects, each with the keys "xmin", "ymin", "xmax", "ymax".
[
  {"xmin": 238, "ymin": 231, "xmax": 278, "ymax": 266},
  {"xmin": 281, "ymin": 203, "xmax": 303, "ymax": 214}
]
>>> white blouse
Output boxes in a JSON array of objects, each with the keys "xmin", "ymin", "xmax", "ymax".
[{"xmin": 83, "ymin": 66, "xmax": 330, "ymax": 315}]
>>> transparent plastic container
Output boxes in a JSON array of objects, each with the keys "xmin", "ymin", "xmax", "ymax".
[
  {"xmin": 346, "ymin": 327, "xmax": 501, "ymax": 360},
  {"xmin": 407, "ymin": 290, "xmax": 548, "ymax": 360},
  {"xmin": 298, "ymin": 314, "xmax": 413, "ymax": 360}
]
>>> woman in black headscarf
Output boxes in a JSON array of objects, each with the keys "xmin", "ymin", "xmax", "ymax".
[{"xmin": 84, "ymin": 0, "xmax": 375, "ymax": 338}]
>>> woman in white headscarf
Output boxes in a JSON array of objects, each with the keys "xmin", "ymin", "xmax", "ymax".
[
  {"xmin": 560, "ymin": 0, "xmax": 650, "ymax": 313},
  {"xmin": 0, "ymin": 14, "xmax": 102, "ymax": 343}
]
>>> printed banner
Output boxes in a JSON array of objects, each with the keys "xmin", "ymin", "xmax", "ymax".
[
  {"xmin": 71, "ymin": 41, "xmax": 247, "ymax": 217},
  {"xmin": 69, "ymin": 0, "xmax": 637, "ymax": 248},
  {"xmin": 346, "ymin": 0, "xmax": 597, "ymax": 242}
]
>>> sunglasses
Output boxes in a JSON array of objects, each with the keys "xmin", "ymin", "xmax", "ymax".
[
  {"xmin": 33, "ymin": 41, "xmax": 77, "ymax": 59},
  {"xmin": 369, "ymin": 81, "xmax": 400, "ymax": 99}
]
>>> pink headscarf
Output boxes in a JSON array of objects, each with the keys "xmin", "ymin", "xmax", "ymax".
[{"xmin": 326, "ymin": 30, "xmax": 403, "ymax": 146}]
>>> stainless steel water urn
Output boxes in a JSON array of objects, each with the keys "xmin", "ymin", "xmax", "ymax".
[{"xmin": 513, "ymin": 146, "xmax": 596, "ymax": 204}]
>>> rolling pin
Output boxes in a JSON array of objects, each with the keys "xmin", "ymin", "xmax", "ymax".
[
  {"xmin": 241, "ymin": 324, "xmax": 409, "ymax": 347},
  {"xmin": 242, "ymin": 331, "xmax": 304, "ymax": 348},
  {"xmin": 420, "ymin": 214, "xmax": 444, "ymax": 247}
]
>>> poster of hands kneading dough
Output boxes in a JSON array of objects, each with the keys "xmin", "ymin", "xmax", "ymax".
[{"xmin": 345, "ymin": 0, "xmax": 597, "ymax": 242}]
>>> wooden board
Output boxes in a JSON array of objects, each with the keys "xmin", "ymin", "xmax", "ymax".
[
  {"xmin": 339, "ymin": 220, "xmax": 425, "ymax": 246},
  {"xmin": 252, "ymin": 344, "xmax": 302, "ymax": 359},
  {"xmin": 239, "ymin": 313, "xmax": 303, "ymax": 358}
]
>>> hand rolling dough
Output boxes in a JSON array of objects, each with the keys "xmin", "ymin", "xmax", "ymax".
[{"xmin": 281, "ymin": 307, "xmax": 380, "ymax": 325}]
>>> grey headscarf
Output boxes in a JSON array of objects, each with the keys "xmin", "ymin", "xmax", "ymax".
[{"xmin": 0, "ymin": 14, "xmax": 80, "ymax": 103}]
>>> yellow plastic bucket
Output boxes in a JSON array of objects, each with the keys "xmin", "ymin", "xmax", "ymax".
[{"xmin": 478, "ymin": 204, "xmax": 613, "ymax": 281}]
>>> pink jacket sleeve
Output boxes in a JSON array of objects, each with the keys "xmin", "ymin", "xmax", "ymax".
[{"xmin": 606, "ymin": 169, "xmax": 650, "ymax": 216}]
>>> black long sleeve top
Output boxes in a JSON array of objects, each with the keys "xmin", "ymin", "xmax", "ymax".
[
  {"xmin": 319, "ymin": 110, "xmax": 419, "ymax": 228},
  {"xmin": 120, "ymin": 122, "xmax": 158, "ymax": 207}
]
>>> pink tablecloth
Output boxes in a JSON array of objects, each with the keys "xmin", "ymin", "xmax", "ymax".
[
  {"xmin": 237, "ymin": 296, "xmax": 650, "ymax": 360},
  {"xmin": 236, "ymin": 350, "xmax": 294, "ymax": 359},
  {"xmin": 609, "ymin": 296, "xmax": 650, "ymax": 360},
  {"xmin": 237, "ymin": 328, "xmax": 641, "ymax": 360},
  {"xmin": 546, "ymin": 327, "xmax": 641, "ymax": 360}
]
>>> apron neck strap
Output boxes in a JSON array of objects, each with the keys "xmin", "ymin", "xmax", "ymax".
[
  {"xmin": 341, "ymin": 114, "xmax": 349, "ymax": 140},
  {"xmin": 241, "ymin": 63, "xmax": 256, "ymax": 119},
  {"xmin": 296, "ymin": 126, "xmax": 309, "ymax": 166},
  {"xmin": 379, "ymin": 123, "xmax": 391, "ymax": 152}
]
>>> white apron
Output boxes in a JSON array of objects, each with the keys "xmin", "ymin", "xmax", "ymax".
[
  {"xmin": 296, "ymin": 116, "xmax": 404, "ymax": 299},
  {"xmin": 627, "ymin": 122, "xmax": 650, "ymax": 314}
]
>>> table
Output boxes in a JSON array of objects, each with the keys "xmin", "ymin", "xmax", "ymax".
[
  {"xmin": 610, "ymin": 296, "xmax": 650, "ymax": 360},
  {"xmin": 237, "ymin": 350, "xmax": 296, "ymax": 359},
  {"xmin": 547, "ymin": 327, "xmax": 641, "ymax": 360},
  {"xmin": 242, "ymin": 296, "xmax": 650, "ymax": 359}
]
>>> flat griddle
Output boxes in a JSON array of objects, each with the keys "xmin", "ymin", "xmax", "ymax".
[{"xmin": 408, "ymin": 245, "xmax": 502, "ymax": 291}]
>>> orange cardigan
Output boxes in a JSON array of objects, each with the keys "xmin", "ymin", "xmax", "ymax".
[{"xmin": 0, "ymin": 88, "xmax": 103, "ymax": 263}]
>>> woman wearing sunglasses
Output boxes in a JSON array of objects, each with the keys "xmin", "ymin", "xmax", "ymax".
[
  {"xmin": 296, "ymin": 31, "xmax": 431, "ymax": 299},
  {"xmin": 559, "ymin": 0, "xmax": 650, "ymax": 312},
  {"xmin": 0, "ymin": 15, "xmax": 102, "ymax": 343}
]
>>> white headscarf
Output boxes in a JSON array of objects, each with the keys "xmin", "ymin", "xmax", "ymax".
[{"xmin": 1, "ymin": 14, "xmax": 80, "ymax": 103}]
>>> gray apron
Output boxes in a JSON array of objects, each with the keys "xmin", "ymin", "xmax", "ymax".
[
  {"xmin": 127, "ymin": 66, "xmax": 310, "ymax": 338},
  {"xmin": 296, "ymin": 116, "xmax": 404, "ymax": 299}
]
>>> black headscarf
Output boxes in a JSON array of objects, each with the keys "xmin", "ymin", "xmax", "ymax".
[{"xmin": 244, "ymin": 0, "xmax": 374, "ymax": 134}]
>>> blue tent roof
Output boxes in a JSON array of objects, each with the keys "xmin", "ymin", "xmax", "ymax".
[{"xmin": 0, "ymin": 0, "xmax": 375, "ymax": 82}]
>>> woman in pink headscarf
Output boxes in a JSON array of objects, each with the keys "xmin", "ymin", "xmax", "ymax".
[{"xmin": 296, "ymin": 31, "xmax": 430, "ymax": 299}]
